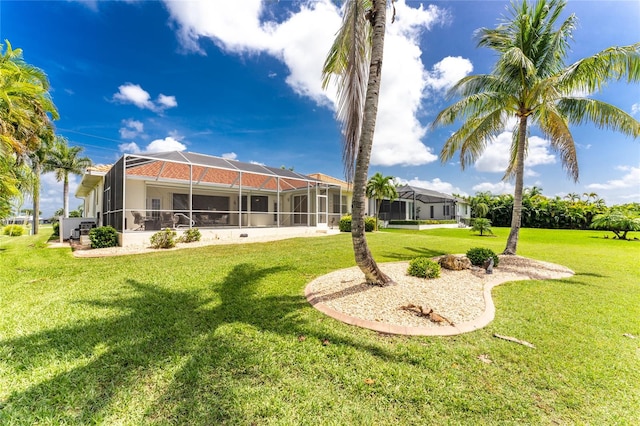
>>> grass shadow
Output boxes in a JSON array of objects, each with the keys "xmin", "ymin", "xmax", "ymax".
[
  {"xmin": 381, "ymin": 246, "xmax": 447, "ymax": 261},
  {"xmin": 1, "ymin": 263, "xmax": 425, "ymax": 423}
]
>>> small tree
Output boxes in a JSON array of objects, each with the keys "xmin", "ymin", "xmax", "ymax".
[
  {"xmin": 366, "ymin": 172, "xmax": 398, "ymax": 231},
  {"xmin": 591, "ymin": 211, "xmax": 640, "ymax": 240},
  {"xmin": 471, "ymin": 218, "xmax": 494, "ymax": 236}
]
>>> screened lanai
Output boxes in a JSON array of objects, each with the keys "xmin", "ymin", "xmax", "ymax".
[{"xmin": 99, "ymin": 151, "xmax": 345, "ymax": 233}]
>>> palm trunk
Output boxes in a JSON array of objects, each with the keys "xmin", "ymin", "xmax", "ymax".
[
  {"xmin": 504, "ymin": 116, "xmax": 528, "ymax": 255},
  {"xmin": 352, "ymin": 0, "xmax": 392, "ymax": 285},
  {"xmin": 63, "ymin": 175, "xmax": 69, "ymax": 218},
  {"xmin": 32, "ymin": 162, "xmax": 40, "ymax": 235}
]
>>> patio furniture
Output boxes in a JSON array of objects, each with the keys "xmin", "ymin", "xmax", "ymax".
[
  {"xmin": 159, "ymin": 212, "xmax": 175, "ymax": 228},
  {"xmin": 215, "ymin": 214, "xmax": 229, "ymax": 225},
  {"xmin": 132, "ymin": 211, "xmax": 145, "ymax": 230}
]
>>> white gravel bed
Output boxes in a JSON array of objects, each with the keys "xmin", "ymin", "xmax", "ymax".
[{"xmin": 306, "ymin": 256, "xmax": 574, "ymax": 328}]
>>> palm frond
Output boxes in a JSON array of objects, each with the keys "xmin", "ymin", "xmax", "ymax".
[
  {"xmin": 440, "ymin": 107, "xmax": 505, "ymax": 167},
  {"xmin": 321, "ymin": 0, "xmax": 372, "ymax": 182},
  {"xmin": 537, "ymin": 104, "xmax": 579, "ymax": 181},
  {"xmin": 557, "ymin": 97, "xmax": 640, "ymax": 138},
  {"xmin": 558, "ymin": 43, "xmax": 640, "ymax": 94}
]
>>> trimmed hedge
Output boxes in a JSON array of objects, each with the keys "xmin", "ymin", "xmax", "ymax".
[
  {"xmin": 89, "ymin": 226, "xmax": 119, "ymax": 248},
  {"xmin": 339, "ymin": 215, "xmax": 376, "ymax": 232},
  {"xmin": 388, "ymin": 219, "xmax": 457, "ymax": 225},
  {"xmin": 466, "ymin": 247, "xmax": 499, "ymax": 267}
]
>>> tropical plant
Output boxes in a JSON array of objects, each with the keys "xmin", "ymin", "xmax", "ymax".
[
  {"xmin": 321, "ymin": 0, "xmax": 392, "ymax": 285},
  {"xmin": 471, "ymin": 218, "xmax": 494, "ymax": 236},
  {"xmin": 45, "ymin": 136, "xmax": 91, "ymax": 218},
  {"xmin": 366, "ymin": 172, "xmax": 398, "ymax": 230},
  {"xmin": 0, "ymin": 40, "xmax": 58, "ymax": 158},
  {"xmin": 433, "ymin": 0, "xmax": 640, "ymax": 255},
  {"xmin": 590, "ymin": 210, "xmax": 640, "ymax": 240}
]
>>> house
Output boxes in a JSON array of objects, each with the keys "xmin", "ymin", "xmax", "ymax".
[
  {"xmin": 371, "ymin": 184, "xmax": 470, "ymax": 225},
  {"xmin": 74, "ymin": 151, "xmax": 351, "ymax": 246}
]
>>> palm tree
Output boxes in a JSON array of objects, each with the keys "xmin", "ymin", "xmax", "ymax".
[
  {"xmin": 366, "ymin": 172, "xmax": 398, "ymax": 230},
  {"xmin": 322, "ymin": 0, "xmax": 393, "ymax": 285},
  {"xmin": 45, "ymin": 136, "xmax": 91, "ymax": 218},
  {"xmin": 433, "ymin": 0, "xmax": 639, "ymax": 255},
  {"xmin": 0, "ymin": 40, "xmax": 57, "ymax": 158}
]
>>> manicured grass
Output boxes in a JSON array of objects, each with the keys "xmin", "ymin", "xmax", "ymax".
[{"xmin": 0, "ymin": 227, "xmax": 638, "ymax": 424}]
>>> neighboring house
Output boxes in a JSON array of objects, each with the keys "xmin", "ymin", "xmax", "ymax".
[
  {"xmin": 75, "ymin": 151, "xmax": 349, "ymax": 246},
  {"xmin": 372, "ymin": 184, "xmax": 471, "ymax": 224}
]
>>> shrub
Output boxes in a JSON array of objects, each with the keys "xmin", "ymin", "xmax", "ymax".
[
  {"xmin": 89, "ymin": 226, "xmax": 118, "ymax": 248},
  {"xmin": 52, "ymin": 221, "xmax": 60, "ymax": 236},
  {"xmin": 178, "ymin": 228, "xmax": 201, "ymax": 243},
  {"xmin": 3, "ymin": 225, "xmax": 25, "ymax": 236},
  {"xmin": 339, "ymin": 215, "xmax": 376, "ymax": 232},
  {"xmin": 339, "ymin": 215, "xmax": 352, "ymax": 232},
  {"xmin": 466, "ymin": 247, "xmax": 499, "ymax": 267},
  {"xmin": 150, "ymin": 228, "xmax": 177, "ymax": 249},
  {"xmin": 407, "ymin": 257, "xmax": 441, "ymax": 279}
]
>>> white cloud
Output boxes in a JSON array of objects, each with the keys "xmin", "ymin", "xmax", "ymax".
[
  {"xmin": 157, "ymin": 94, "xmax": 177, "ymax": 108},
  {"xmin": 118, "ymin": 142, "xmax": 141, "ymax": 154},
  {"xmin": 119, "ymin": 119, "xmax": 145, "ymax": 139},
  {"xmin": 118, "ymin": 136, "xmax": 187, "ymax": 154},
  {"xmin": 472, "ymin": 181, "xmax": 515, "ymax": 194},
  {"xmin": 112, "ymin": 83, "xmax": 177, "ymax": 113},
  {"xmin": 631, "ymin": 102, "xmax": 640, "ymax": 116},
  {"xmin": 587, "ymin": 165, "xmax": 640, "ymax": 190},
  {"xmin": 250, "ymin": 160, "xmax": 266, "ymax": 166},
  {"xmin": 474, "ymin": 132, "xmax": 556, "ymax": 174},
  {"xmin": 398, "ymin": 177, "xmax": 467, "ymax": 196},
  {"xmin": 425, "ymin": 56, "xmax": 473, "ymax": 91},
  {"xmin": 146, "ymin": 137, "xmax": 187, "ymax": 153},
  {"xmin": 222, "ymin": 152, "xmax": 238, "ymax": 160},
  {"xmin": 162, "ymin": 0, "xmax": 448, "ymax": 167}
]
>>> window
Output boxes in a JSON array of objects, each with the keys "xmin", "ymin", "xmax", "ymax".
[
  {"xmin": 332, "ymin": 194, "xmax": 341, "ymax": 214},
  {"xmin": 430, "ymin": 205, "xmax": 434, "ymax": 218},
  {"xmin": 240, "ymin": 195, "xmax": 268, "ymax": 212}
]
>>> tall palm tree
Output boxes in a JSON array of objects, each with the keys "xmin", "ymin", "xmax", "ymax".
[
  {"xmin": 322, "ymin": 0, "xmax": 393, "ymax": 285},
  {"xmin": 45, "ymin": 136, "xmax": 91, "ymax": 218},
  {"xmin": 433, "ymin": 0, "xmax": 639, "ymax": 255},
  {"xmin": 366, "ymin": 172, "xmax": 398, "ymax": 230}
]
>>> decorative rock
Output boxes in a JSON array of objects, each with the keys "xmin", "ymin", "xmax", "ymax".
[
  {"xmin": 438, "ymin": 254, "xmax": 472, "ymax": 271},
  {"xmin": 484, "ymin": 257, "xmax": 494, "ymax": 274}
]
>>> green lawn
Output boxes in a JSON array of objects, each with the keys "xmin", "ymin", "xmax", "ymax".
[{"xmin": 0, "ymin": 227, "xmax": 638, "ymax": 424}]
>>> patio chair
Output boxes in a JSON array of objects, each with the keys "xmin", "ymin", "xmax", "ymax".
[
  {"xmin": 132, "ymin": 211, "xmax": 145, "ymax": 231},
  {"xmin": 215, "ymin": 214, "xmax": 229, "ymax": 225},
  {"xmin": 160, "ymin": 212, "xmax": 175, "ymax": 228}
]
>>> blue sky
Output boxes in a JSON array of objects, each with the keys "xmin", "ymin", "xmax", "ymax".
[{"xmin": 2, "ymin": 0, "xmax": 639, "ymax": 217}]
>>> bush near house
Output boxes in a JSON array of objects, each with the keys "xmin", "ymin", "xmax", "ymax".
[
  {"xmin": 89, "ymin": 226, "xmax": 118, "ymax": 248},
  {"xmin": 339, "ymin": 215, "xmax": 376, "ymax": 232},
  {"xmin": 178, "ymin": 228, "xmax": 201, "ymax": 243},
  {"xmin": 2, "ymin": 225, "xmax": 25, "ymax": 236},
  {"xmin": 150, "ymin": 228, "xmax": 177, "ymax": 249}
]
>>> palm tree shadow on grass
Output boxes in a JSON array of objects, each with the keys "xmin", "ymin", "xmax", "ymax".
[
  {"xmin": 1, "ymin": 263, "xmax": 423, "ymax": 423},
  {"xmin": 381, "ymin": 246, "xmax": 447, "ymax": 261}
]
